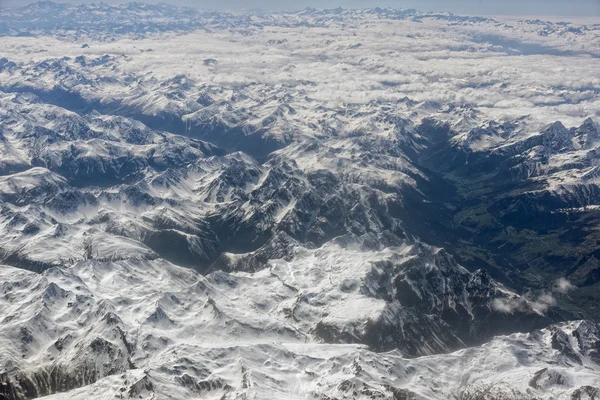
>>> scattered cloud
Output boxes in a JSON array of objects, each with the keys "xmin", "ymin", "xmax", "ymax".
[
  {"xmin": 493, "ymin": 278, "xmax": 576, "ymax": 314},
  {"xmin": 492, "ymin": 291, "xmax": 557, "ymax": 315},
  {"xmin": 554, "ymin": 277, "xmax": 575, "ymax": 294}
]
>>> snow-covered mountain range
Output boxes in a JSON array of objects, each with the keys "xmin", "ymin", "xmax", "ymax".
[{"xmin": 0, "ymin": 2, "xmax": 599, "ymax": 399}]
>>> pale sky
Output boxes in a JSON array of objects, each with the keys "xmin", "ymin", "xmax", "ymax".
[{"xmin": 2, "ymin": 0, "xmax": 600, "ymax": 16}]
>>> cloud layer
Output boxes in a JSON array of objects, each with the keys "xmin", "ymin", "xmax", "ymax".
[{"xmin": 0, "ymin": 7, "xmax": 598, "ymax": 130}]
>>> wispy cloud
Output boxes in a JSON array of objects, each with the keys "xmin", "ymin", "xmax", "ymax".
[
  {"xmin": 492, "ymin": 291, "xmax": 557, "ymax": 314},
  {"xmin": 493, "ymin": 278, "xmax": 576, "ymax": 314},
  {"xmin": 554, "ymin": 277, "xmax": 575, "ymax": 294}
]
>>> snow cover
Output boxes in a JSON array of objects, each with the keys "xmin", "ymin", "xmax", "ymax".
[
  {"xmin": 0, "ymin": 2, "xmax": 599, "ymax": 400},
  {"xmin": 2, "ymin": 252, "xmax": 599, "ymax": 399}
]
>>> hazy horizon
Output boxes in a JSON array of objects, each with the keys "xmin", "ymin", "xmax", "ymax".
[{"xmin": 1, "ymin": 0, "xmax": 599, "ymax": 16}]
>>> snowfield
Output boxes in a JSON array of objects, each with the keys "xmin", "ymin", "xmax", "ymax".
[{"xmin": 0, "ymin": 2, "xmax": 599, "ymax": 399}]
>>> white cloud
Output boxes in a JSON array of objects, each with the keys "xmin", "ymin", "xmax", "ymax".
[
  {"xmin": 492, "ymin": 291, "xmax": 557, "ymax": 315},
  {"xmin": 554, "ymin": 277, "xmax": 575, "ymax": 294},
  {"xmin": 0, "ymin": 8, "xmax": 598, "ymax": 131},
  {"xmin": 493, "ymin": 278, "xmax": 576, "ymax": 315}
]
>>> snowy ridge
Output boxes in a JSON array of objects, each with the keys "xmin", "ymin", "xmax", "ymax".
[
  {"xmin": 0, "ymin": 90, "xmax": 576, "ymax": 399},
  {"xmin": 0, "ymin": 2, "xmax": 599, "ymax": 399},
  {"xmin": 1, "ymin": 2, "xmax": 598, "ymax": 45},
  {"xmin": 44, "ymin": 320, "xmax": 597, "ymax": 399},
  {"xmin": 0, "ymin": 251, "xmax": 595, "ymax": 399}
]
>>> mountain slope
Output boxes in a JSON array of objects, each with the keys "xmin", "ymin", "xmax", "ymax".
[
  {"xmin": 8, "ymin": 320, "xmax": 599, "ymax": 400},
  {"xmin": 0, "ymin": 2, "xmax": 599, "ymax": 399}
]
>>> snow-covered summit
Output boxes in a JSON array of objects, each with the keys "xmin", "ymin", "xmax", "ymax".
[{"xmin": 0, "ymin": 2, "xmax": 599, "ymax": 399}]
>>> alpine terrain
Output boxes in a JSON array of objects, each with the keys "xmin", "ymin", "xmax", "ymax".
[{"xmin": 0, "ymin": 2, "xmax": 599, "ymax": 399}]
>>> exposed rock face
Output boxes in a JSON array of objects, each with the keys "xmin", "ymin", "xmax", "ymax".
[
  {"xmin": 0, "ymin": 2, "xmax": 599, "ymax": 399},
  {"xmin": 3, "ymin": 321, "xmax": 598, "ymax": 400}
]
